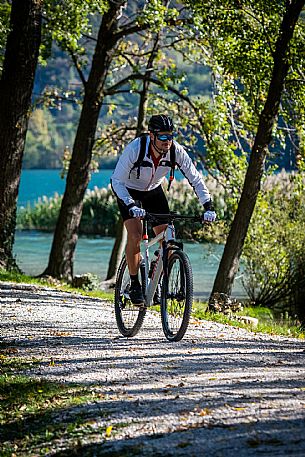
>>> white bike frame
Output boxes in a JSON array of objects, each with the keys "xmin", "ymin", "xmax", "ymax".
[{"xmin": 141, "ymin": 223, "xmax": 176, "ymax": 307}]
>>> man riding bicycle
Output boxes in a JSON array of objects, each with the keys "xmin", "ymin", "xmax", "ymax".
[{"xmin": 111, "ymin": 114, "xmax": 216, "ymax": 304}]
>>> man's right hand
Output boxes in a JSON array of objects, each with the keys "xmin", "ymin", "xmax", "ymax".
[
  {"xmin": 202, "ymin": 210, "xmax": 217, "ymax": 222},
  {"xmin": 129, "ymin": 205, "xmax": 146, "ymax": 218}
]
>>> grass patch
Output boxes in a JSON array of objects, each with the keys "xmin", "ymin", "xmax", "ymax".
[
  {"xmin": 0, "ymin": 355, "xmax": 122, "ymax": 456},
  {"xmin": 0, "ymin": 269, "xmax": 113, "ymax": 301},
  {"xmin": 192, "ymin": 302, "xmax": 304, "ymax": 339}
]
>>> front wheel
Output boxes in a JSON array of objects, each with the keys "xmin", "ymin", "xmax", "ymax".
[
  {"xmin": 114, "ymin": 256, "xmax": 146, "ymax": 337},
  {"xmin": 161, "ymin": 250, "xmax": 193, "ymax": 342}
]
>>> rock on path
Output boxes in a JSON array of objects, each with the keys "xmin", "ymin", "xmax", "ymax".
[{"xmin": 1, "ymin": 282, "xmax": 305, "ymax": 456}]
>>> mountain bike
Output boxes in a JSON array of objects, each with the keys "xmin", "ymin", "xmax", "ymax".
[{"xmin": 114, "ymin": 212, "xmax": 201, "ymax": 342}]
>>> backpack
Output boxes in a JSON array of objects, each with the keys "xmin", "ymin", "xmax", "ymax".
[{"xmin": 129, "ymin": 134, "xmax": 176, "ymax": 191}]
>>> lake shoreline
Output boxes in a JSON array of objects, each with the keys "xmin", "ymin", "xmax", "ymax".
[{"xmin": 13, "ymin": 230, "xmax": 246, "ymax": 299}]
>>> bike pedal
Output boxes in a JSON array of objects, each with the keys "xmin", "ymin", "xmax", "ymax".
[{"xmin": 133, "ymin": 303, "xmax": 145, "ymax": 309}]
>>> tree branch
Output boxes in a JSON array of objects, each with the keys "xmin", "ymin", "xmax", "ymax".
[
  {"xmin": 67, "ymin": 48, "xmax": 87, "ymax": 88},
  {"xmin": 113, "ymin": 16, "xmax": 194, "ymax": 41},
  {"xmin": 104, "ymin": 73, "xmax": 198, "ymax": 110}
]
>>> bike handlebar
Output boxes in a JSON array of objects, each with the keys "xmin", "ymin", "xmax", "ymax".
[{"xmin": 144, "ymin": 212, "xmax": 202, "ymax": 223}]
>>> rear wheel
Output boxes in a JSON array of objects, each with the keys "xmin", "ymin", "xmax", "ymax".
[
  {"xmin": 114, "ymin": 256, "xmax": 146, "ymax": 337},
  {"xmin": 161, "ymin": 250, "xmax": 193, "ymax": 342}
]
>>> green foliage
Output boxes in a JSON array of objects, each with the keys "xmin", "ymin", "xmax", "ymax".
[
  {"xmin": 17, "ymin": 186, "xmax": 120, "ymax": 236},
  {"xmin": 0, "ymin": 269, "xmax": 113, "ymax": 299},
  {"xmin": 242, "ymin": 170, "xmax": 305, "ymax": 316},
  {"xmin": 81, "ymin": 186, "xmax": 120, "ymax": 235},
  {"xmin": 41, "ymin": 0, "xmax": 108, "ymax": 62},
  {"xmin": 137, "ymin": 0, "xmax": 179, "ymax": 31},
  {"xmin": 23, "ymin": 102, "xmax": 81, "ymax": 169},
  {"xmin": 72, "ymin": 272, "xmax": 100, "ymax": 290},
  {"xmin": 0, "ymin": 0, "xmax": 10, "ymax": 73},
  {"xmin": 188, "ymin": 1, "xmax": 284, "ymax": 103},
  {"xmin": 18, "ymin": 193, "xmax": 63, "ymax": 231},
  {"xmin": 187, "ymin": 0, "xmax": 305, "ymax": 166},
  {"xmin": 168, "ymin": 179, "xmax": 228, "ymax": 242},
  {"xmin": 192, "ymin": 303, "xmax": 304, "ymax": 339}
]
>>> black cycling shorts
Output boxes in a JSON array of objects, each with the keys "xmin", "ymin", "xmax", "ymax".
[{"xmin": 117, "ymin": 185, "xmax": 169, "ymax": 227}]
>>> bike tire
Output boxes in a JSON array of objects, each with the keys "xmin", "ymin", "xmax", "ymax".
[
  {"xmin": 161, "ymin": 250, "xmax": 193, "ymax": 342},
  {"xmin": 114, "ymin": 256, "xmax": 146, "ymax": 337}
]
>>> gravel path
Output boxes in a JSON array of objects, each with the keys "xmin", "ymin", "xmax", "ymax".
[{"xmin": 1, "ymin": 281, "xmax": 305, "ymax": 456}]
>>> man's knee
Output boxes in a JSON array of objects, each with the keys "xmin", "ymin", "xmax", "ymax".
[
  {"xmin": 125, "ymin": 219, "xmax": 142, "ymax": 245},
  {"xmin": 153, "ymin": 223, "xmax": 167, "ymax": 236}
]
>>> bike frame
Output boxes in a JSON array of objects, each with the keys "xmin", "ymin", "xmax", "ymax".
[{"xmin": 141, "ymin": 220, "xmax": 177, "ymax": 307}]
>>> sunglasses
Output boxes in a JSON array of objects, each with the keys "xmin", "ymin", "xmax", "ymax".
[{"xmin": 156, "ymin": 133, "xmax": 174, "ymax": 141}]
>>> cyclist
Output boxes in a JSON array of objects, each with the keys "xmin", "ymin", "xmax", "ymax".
[{"xmin": 111, "ymin": 114, "xmax": 216, "ymax": 304}]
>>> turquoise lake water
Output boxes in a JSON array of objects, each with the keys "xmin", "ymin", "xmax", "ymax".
[
  {"xmin": 15, "ymin": 170, "xmax": 246, "ymax": 298},
  {"xmin": 18, "ymin": 169, "xmax": 114, "ymax": 207}
]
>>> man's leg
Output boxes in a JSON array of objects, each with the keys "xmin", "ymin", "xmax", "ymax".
[
  {"xmin": 153, "ymin": 224, "xmax": 167, "ymax": 237},
  {"xmin": 151, "ymin": 224, "xmax": 167, "ymax": 304},
  {"xmin": 124, "ymin": 218, "xmax": 144, "ymax": 304},
  {"xmin": 124, "ymin": 218, "xmax": 143, "ymax": 275}
]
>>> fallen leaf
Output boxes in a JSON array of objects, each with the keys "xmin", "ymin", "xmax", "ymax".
[
  {"xmin": 0, "ymin": 347, "xmax": 18, "ymax": 355},
  {"xmin": 199, "ymin": 408, "xmax": 211, "ymax": 416},
  {"xmin": 50, "ymin": 331, "xmax": 73, "ymax": 337},
  {"xmin": 105, "ymin": 425, "xmax": 113, "ymax": 437}
]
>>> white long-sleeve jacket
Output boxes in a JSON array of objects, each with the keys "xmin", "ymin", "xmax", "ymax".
[{"xmin": 111, "ymin": 136, "xmax": 211, "ymax": 208}]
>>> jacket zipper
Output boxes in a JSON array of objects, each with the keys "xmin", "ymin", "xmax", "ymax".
[{"xmin": 145, "ymin": 164, "xmax": 155, "ymax": 190}]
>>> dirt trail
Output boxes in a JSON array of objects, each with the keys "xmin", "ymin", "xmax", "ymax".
[{"xmin": 1, "ymin": 282, "xmax": 305, "ymax": 456}]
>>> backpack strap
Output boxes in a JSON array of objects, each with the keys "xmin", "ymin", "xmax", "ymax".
[
  {"xmin": 128, "ymin": 135, "xmax": 176, "ymax": 189},
  {"xmin": 128, "ymin": 135, "xmax": 148, "ymax": 179},
  {"xmin": 167, "ymin": 143, "xmax": 176, "ymax": 191}
]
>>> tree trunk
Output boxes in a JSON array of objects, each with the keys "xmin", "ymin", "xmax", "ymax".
[
  {"xmin": 43, "ymin": 2, "xmax": 124, "ymax": 280},
  {"xmin": 0, "ymin": 0, "xmax": 42, "ymax": 270},
  {"xmin": 211, "ymin": 0, "xmax": 305, "ymax": 297},
  {"xmin": 106, "ymin": 219, "xmax": 127, "ymax": 280}
]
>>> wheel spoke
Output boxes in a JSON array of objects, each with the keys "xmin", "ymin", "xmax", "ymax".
[
  {"xmin": 161, "ymin": 250, "xmax": 193, "ymax": 342},
  {"xmin": 114, "ymin": 257, "xmax": 146, "ymax": 337}
]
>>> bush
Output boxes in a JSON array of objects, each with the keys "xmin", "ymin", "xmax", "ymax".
[
  {"xmin": 242, "ymin": 171, "xmax": 305, "ymax": 323},
  {"xmin": 80, "ymin": 186, "xmax": 120, "ymax": 236},
  {"xmin": 17, "ymin": 193, "xmax": 63, "ymax": 231},
  {"xmin": 17, "ymin": 186, "xmax": 120, "ymax": 236}
]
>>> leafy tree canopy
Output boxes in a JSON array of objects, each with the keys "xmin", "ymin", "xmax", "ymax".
[
  {"xmin": 0, "ymin": 1, "xmax": 11, "ymax": 72},
  {"xmin": 185, "ymin": 0, "xmax": 305, "ymax": 158}
]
